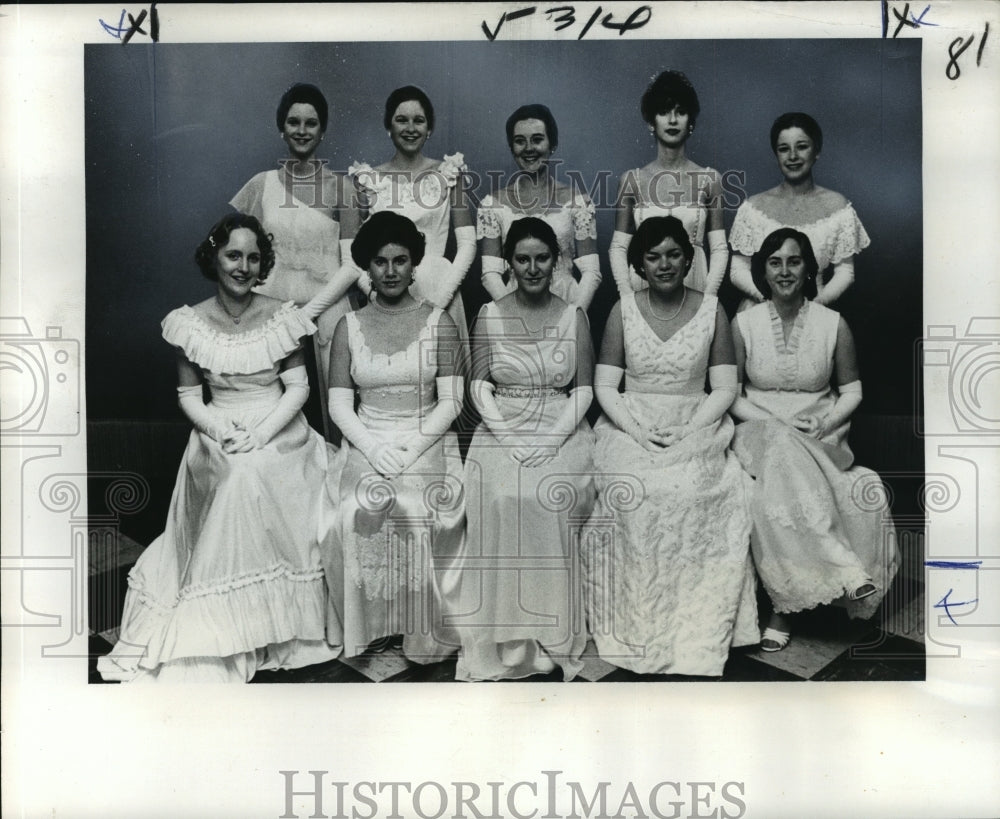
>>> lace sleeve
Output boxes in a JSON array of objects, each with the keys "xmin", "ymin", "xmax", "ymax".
[
  {"xmin": 476, "ymin": 194, "xmax": 502, "ymax": 240},
  {"xmin": 571, "ymin": 196, "xmax": 598, "ymax": 241},
  {"xmin": 728, "ymin": 201, "xmax": 767, "ymax": 256},
  {"xmin": 828, "ymin": 204, "xmax": 872, "ymax": 264}
]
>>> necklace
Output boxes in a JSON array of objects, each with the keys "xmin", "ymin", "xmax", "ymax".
[
  {"xmin": 371, "ymin": 294, "xmax": 421, "ymax": 315},
  {"xmin": 646, "ymin": 288, "xmax": 686, "ymax": 322},
  {"xmin": 216, "ymin": 294, "xmax": 253, "ymax": 325},
  {"xmin": 510, "ymin": 176, "xmax": 553, "ymax": 213}
]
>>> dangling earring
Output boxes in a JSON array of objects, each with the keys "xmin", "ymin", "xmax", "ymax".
[{"xmin": 688, "ymin": 125, "xmax": 695, "ymax": 135}]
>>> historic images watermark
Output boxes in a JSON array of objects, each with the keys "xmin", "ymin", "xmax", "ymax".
[{"xmin": 278, "ymin": 770, "xmax": 748, "ymax": 819}]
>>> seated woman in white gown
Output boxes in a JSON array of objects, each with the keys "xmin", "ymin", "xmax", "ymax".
[
  {"xmin": 325, "ymin": 211, "xmax": 466, "ymax": 662},
  {"xmin": 583, "ymin": 215, "xmax": 759, "ymax": 677},
  {"xmin": 728, "ymin": 112, "xmax": 870, "ymax": 308},
  {"xmin": 348, "ymin": 85, "xmax": 475, "ymax": 353},
  {"xmin": 609, "ymin": 70, "xmax": 728, "ymax": 298},
  {"xmin": 230, "ymin": 83, "xmax": 362, "ymax": 441},
  {"xmin": 98, "ymin": 214, "xmax": 340, "ymax": 683},
  {"xmin": 455, "ymin": 217, "xmax": 596, "ymax": 681},
  {"xmin": 477, "ymin": 103, "xmax": 602, "ymax": 311},
  {"xmin": 729, "ymin": 228, "xmax": 899, "ymax": 652}
]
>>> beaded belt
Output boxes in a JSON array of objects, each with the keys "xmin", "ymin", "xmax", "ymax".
[{"xmin": 495, "ymin": 386, "xmax": 567, "ymax": 398}]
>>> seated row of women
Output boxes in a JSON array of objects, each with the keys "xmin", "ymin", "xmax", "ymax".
[
  {"xmin": 97, "ymin": 209, "xmax": 898, "ymax": 683},
  {"xmin": 232, "ymin": 77, "xmax": 871, "ymax": 433}
]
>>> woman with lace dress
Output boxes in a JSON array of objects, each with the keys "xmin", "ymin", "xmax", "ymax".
[
  {"xmin": 609, "ymin": 70, "xmax": 728, "ymax": 299},
  {"xmin": 325, "ymin": 211, "xmax": 466, "ymax": 661},
  {"xmin": 477, "ymin": 104, "xmax": 602, "ymax": 311},
  {"xmin": 728, "ymin": 112, "xmax": 870, "ymax": 307},
  {"xmin": 98, "ymin": 214, "xmax": 340, "ymax": 683},
  {"xmin": 230, "ymin": 83, "xmax": 363, "ymax": 440},
  {"xmin": 348, "ymin": 85, "xmax": 475, "ymax": 352},
  {"xmin": 729, "ymin": 228, "xmax": 898, "ymax": 652},
  {"xmin": 583, "ymin": 215, "xmax": 758, "ymax": 677},
  {"xmin": 455, "ymin": 218, "xmax": 595, "ymax": 681}
]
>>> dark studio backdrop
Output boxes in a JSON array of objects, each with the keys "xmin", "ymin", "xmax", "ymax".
[{"xmin": 85, "ymin": 39, "xmax": 922, "ymax": 544}]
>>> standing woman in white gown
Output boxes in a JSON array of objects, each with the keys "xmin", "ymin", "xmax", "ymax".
[
  {"xmin": 456, "ymin": 217, "xmax": 595, "ymax": 681},
  {"xmin": 728, "ymin": 112, "xmax": 870, "ymax": 307},
  {"xmin": 325, "ymin": 211, "xmax": 466, "ymax": 662},
  {"xmin": 230, "ymin": 83, "xmax": 363, "ymax": 440},
  {"xmin": 348, "ymin": 85, "xmax": 475, "ymax": 352},
  {"xmin": 609, "ymin": 70, "xmax": 728, "ymax": 298},
  {"xmin": 98, "ymin": 214, "xmax": 340, "ymax": 683},
  {"xmin": 477, "ymin": 103, "xmax": 602, "ymax": 311}
]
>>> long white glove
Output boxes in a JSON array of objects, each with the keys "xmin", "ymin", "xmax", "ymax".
[
  {"xmin": 594, "ymin": 364, "xmax": 647, "ymax": 443},
  {"xmin": 815, "ymin": 259, "xmax": 855, "ymax": 305},
  {"xmin": 686, "ymin": 364, "xmax": 738, "ymax": 431},
  {"xmin": 573, "ymin": 254, "xmax": 602, "ymax": 310},
  {"xmin": 301, "ymin": 239, "xmax": 362, "ymax": 319},
  {"xmin": 177, "ymin": 384, "xmax": 227, "ymax": 441},
  {"xmin": 249, "ymin": 365, "xmax": 309, "ymax": 447},
  {"xmin": 387, "ymin": 375, "xmax": 465, "ymax": 473},
  {"xmin": 470, "ymin": 378, "xmax": 519, "ymax": 442},
  {"xmin": 704, "ymin": 229, "xmax": 729, "ymax": 296},
  {"xmin": 729, "ymin": 253, "xmax": 764, "ymax": 303},
  {"xmin": 730, "ymin": 382, "xmax": 774, "ymax": 423},
  {"xmin": 547, "ymin": 385, "xmax": 592, "ymax": 443},
  {"xmin": 414, "ymin": 226, "xmax": 477, "ymax": 308},
  {"xmin": 609, "ymin": 230, "xmax": 634, "ymax": 298},
  {"xmin": 328, "ymin": 386, "xmax": 406, "ymax": 476},
  {"xmin": 481, "ymin": 255, "xmax": 508, "ymax": 301},
  {"xmin": 801, "ymin": 379, "xmax": 862, "ymax": 438}
]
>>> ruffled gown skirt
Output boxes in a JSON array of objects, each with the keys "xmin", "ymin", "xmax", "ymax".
[
  {"xmin": 455, "ymin": 394, "xmax": 595, "ymax": 681},
  {"xmin": 732, "ymin": 418, "xmax": 899, "ymax": 618},
  {"xmin": 325, "ymin": 406, "xmax": 466, "ymax": 663},
  {"xmin": 582, "ymin": 393, "xmax": 759, "ymax": 677},
  {"xmin": 97, "ymin": 390, "xmax": 340, "ymax": 683}
]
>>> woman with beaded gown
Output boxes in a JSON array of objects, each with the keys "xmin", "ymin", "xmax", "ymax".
[
  {"xmin": 583, "ymin": 216, "xmax": 758, "ymax": 677},
  {"xmin": 98, "ymin": 215, "xmax": 340, "ymax": 683},
  {"xmin": 455, "ymin": 218, "xmax": 595, "ymax": 681}
]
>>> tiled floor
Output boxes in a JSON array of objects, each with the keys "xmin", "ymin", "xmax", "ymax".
[{"xmin": 88, "ymin": 531, "xmax": 925, "ymax": 684}]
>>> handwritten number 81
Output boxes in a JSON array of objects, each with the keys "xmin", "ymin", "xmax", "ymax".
[{"xmin": 947, "ymin": 23, "xmax": 989, "ymax": 80}]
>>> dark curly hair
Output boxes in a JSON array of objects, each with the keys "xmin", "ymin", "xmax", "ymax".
[
  {"xmin": 351, "ymin": 211, "xmax": 426, "ymax": 270},
  {"xmin": 505, "ymin": 103, "xmax": 559, "ymax": 152},
  {"xmin": 275, "ymin": 83, "xmax": 329, "ymax": 132},
  {"xmin": 194, "ymin": 214, "xmax": 275, "ymax": 282},
  {"xmin": 769, "ymin": 112, "xmax": 823, "ymax": 154},
  {"xmin": 383, "ymin": 85, "xmax": 435, "ymax": 131},
  {"xmin": 750, "ymin": 227, "xmax": 819, "ymax": 300},
  {"xmin": 627, "ymin": 215, "xmax": 694, "ymax": 279},
  {"xmin": 640, "ymin": 70, "xmax": 700, "ymax": 127},
  {"xmin": 502, "ymin": 216, "xmax": 561, "ymax": 264}
]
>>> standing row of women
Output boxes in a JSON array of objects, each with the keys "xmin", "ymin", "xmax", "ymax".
[{"xmin": 97, "ymin": 71, "xmax": 896, "ymax": 683}]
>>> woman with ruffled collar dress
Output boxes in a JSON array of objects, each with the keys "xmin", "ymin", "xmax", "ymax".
[
  {"xmin": 98, "ymin": 214, "xmax": 341, "ymax": 683},
  {"xmin": 325, "ymin": 211, "xmax": 466, "ymax": 661},
  {"xmin": 477, "ymin": 103, "xmax": 602, "ymax": 311},
  {"xmin": 348, "ymin": 85, "xmax": 475, "ymax": 355},
  {"xmin": 728, "ymin": 112, "xmax": 870, "ymax": 308},
  {"xmin": 230, "ymin": 83, "xmax": 363, "ymax": 442}
]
